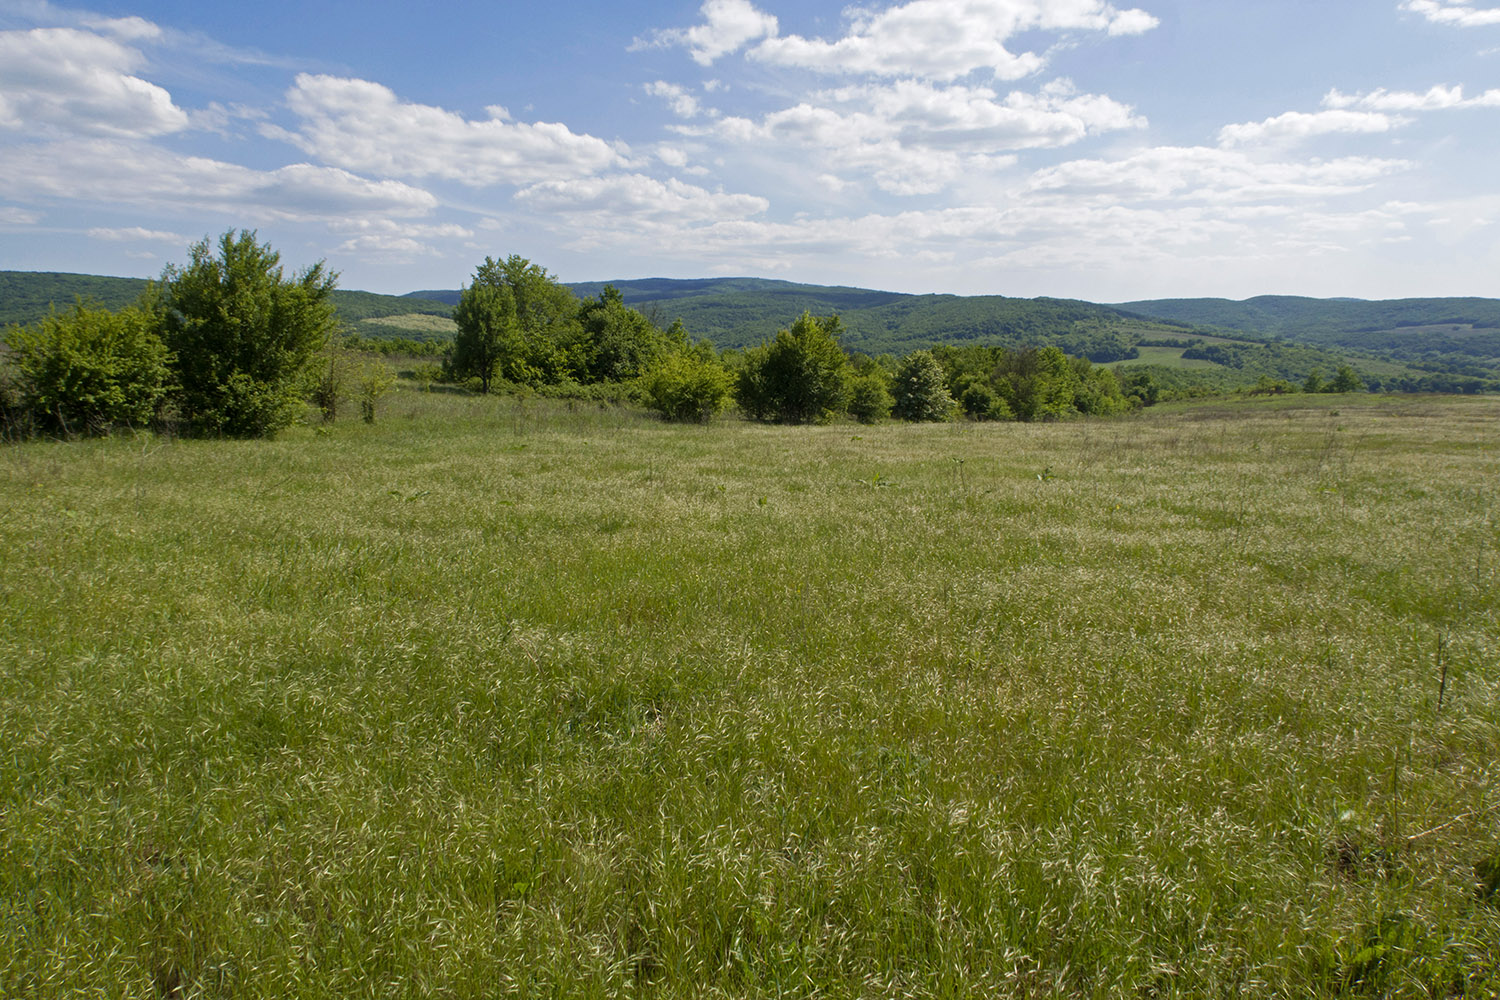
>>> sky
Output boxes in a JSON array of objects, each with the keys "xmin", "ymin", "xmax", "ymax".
[{"xmin": 1, "ymin": 0, "xmax": 1499, "ymax": 301}]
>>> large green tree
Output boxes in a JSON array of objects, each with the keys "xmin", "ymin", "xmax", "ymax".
[
  {"xmin": 574, "ymin": 285, "xmax": 668, "ymax": 383},
  {"xmin": 891, "ymin": 350, "xmax": 954, "ymax": 422},
  {"xmin": 468, "ymin": 255, "xmax": 580, "ymax": 384},
  {"xmin": 157, "ymin": 231, "xmax": 337, "ymax": 437},
  {"xmin": 736, "ymin": 312, "xmax": 851, "ymax": 423},
  {"xmin": 449, "ymin": 282, "xmax": 520, "ymax": 392}
]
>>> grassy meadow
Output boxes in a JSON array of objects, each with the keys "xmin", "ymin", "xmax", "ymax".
[{"xmin": 2, "ymin": 389, "xmax": 1498, "ymax": 997}]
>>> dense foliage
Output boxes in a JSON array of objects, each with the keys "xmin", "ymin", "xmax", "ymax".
[
  {"xmin": 9, "ymin": 271, "xmax": 1500, "ymax": 395},
  {"xmin": 643, "ymin": 345, "xmax": 734, "ymax": 423},
  {"xmin": 890, "ymin": 350, "xmax": 954, "ymax": 422},
  {"xmin": 157, "ymin": 231, "xmax": 338, "ymax": 437},
  {"xmin": 736, "ymin": 312, "xmax": 853, "ymax": 424},
  {"xmin": 933, "ymin": 344, "xmax": 1130, "ymax": 421},
  {"xmin": 448, "ymin": 280, "xmax": 520, "ymax": 393},
  {"xmin": 2, "ymin": 301, "xmax": 172, "ymax": 433}
]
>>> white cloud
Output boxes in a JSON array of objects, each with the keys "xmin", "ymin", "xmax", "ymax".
[
  {"xmin": 514, "ymin": 174, "xmax": 769, "ymax": 224},
  {"xmin": 0, "ymin": 206, "xmax": 42, "ymax": 225},
  {"xmin": 272, "ymin": 74, "xmax": 622, "ymax": 188},
  {"xmin": 1324, "ymin": 83, "xmax": 1500, "ymax": 110},
  {"xmin": 88, "ymin": 226, "xmax": 185, "ymax": 242},
  {"xmin": 329, "ymin": 219, "xmax": 474, "ymax": 240},
  {"xmin": 81, "ymin": 15, "xmax": 163, "ymax": 41},
  {"xmin": 335, "ymin": 234, "xmax": 440, "ymax": 256},
  {"xmin": 0, "ymin": 26, "xmax": 189, "ymax": 137},
  {"xmin": 1217, "ymin": 109, "xmax": 1399, "ymax": 146},
  {"xmin": 705, "ymin": 104, "xmax": 1015, "ymax": 194},
  {"xmin": 748, "ymin": 0, "xmax": 1159, "ymax": 81},
  {"xmin": 688, "ymin": 77, "xmax": 1139, "ymax": 194},
  {"xmin": 637, "ymin": 0, "xmax": 780, "ymax": 66},
  {"xmin": 644, "ymin": 81, "xmax": 705, "ymax": 119},
  {"xmin": 1400, "ymin": 0, "xmax": 1500, "ymax": 26},
  {"xmin": 0, "ymin": 138, "xmax": 437, "ymax": 221},
  {"xmin": 656, "ymin": 145, "xmax": 691, "ymax": 168},
  {"xmin": 821, "ymin": 78, "xmax": 1145, "ymax": 149},
  {"xmin": 1028, "ymin": 146, "xmax": 1410, "ymax": 203}
]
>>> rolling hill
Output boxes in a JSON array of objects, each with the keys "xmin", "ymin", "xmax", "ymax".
[
  {"xmin": 0, "ymin": 271, "xmax": 454, "ymax": 342},
  {"xmin": 1115, "ymin": 295, "xmax": 1500, "ymax": 363},
  {"xmin": 5, "ymin": 271, "xmax": 1499, "ymax": 391}
]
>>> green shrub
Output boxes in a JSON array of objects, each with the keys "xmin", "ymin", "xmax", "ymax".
[
  {"xmin": 891, "ymin": 350, "xmax": 954, "ymax": 422},
  {"xmin": 847, "ymin": 371, "xmax": 894, "ymax": 424},
  {"xmin": 954, "ymin": 374, "xmax": 1013, "ymax": 421},
  {"xmin": 158, "ymin": 230, "xmax": 337, "ymax": 437},
  {"xmin": 356, "ymin": 362, "xmax": 397, "ymax": 423},
  {"xmin": 645, "ymin": 350, "xmax": 734, "ymax": 422},
  {"xmin": 3, "ymin": 301, "xmax": 172, "ymax": 435},
  {"xmin": 736, "ymin": 312, "xmax": 851, "ymax": 424}
]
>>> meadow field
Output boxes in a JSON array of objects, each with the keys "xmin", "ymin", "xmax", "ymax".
[{"xmin": 1, "ymin": 390, "xmax": 1497, "ymax": 998}]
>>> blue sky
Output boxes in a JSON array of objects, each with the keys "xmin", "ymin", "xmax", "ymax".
[{"xmin": 1, "ymin": 0, "xmax": 1498, "ymax": 300}]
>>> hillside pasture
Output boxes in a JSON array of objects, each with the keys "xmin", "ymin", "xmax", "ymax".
[{"xmin": 1, "ymin": 392, "xmax": 1498, "ymax": 997}]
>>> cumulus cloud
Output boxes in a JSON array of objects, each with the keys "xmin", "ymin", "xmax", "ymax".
[
  {"xmin": 1217, "ymin": 109, "xmax": 1400, "ymax": 146},
  {"xmin": 1324, "ymin": 83, "xmax": 1500, "ymax": 110},
  {"xmin": 88, "ymin": 226, "xmax": 185, "ymax": 242},
  {"xmin": 1028, "ymin": 146, "xmax": 1410, "ymax": 203},
  {"xmin": 0, "ymin": 138, "xmax": 437, "ymax": 221},
  {"xmin": 821, "ymin": 78, "xmax": 1145, "ymax": 149},
  {"xmin": 1400, "ymin": 0, "xmax": 1500, "ymax": 26},
  {"xmin": 747, "ymin": 0, "xmax": 1159, "ymax": 81},
  {"xmin": 330, "ymin": 219, "xmax": 474, "ymax": 240},
  {"xmin": 636, "ymin": 0, "xmax": 780, "ymax": 65},
  {"xmin": 271, "ymin": 74, "xmax": 622, "ymax": 188},
  {"xmin": 514, "ymin": 174, "xmax": 769, "ymax": 224},
  {"xmin": 82, "ymin": 15, "xmax": 163, "ymax": 41},
  {"xmin": 705, "ymin": 103, "xmax": 1017, "ymax": 194},
  {"xmin": 335, "ymin": 234, "xmax": 440, "ymax": 255},
  {"xmin": 0, "ymin": 26, "xmax": 189, "ymax": 137},
  {"xmin": 688, "ymin": 78, "xmax": 1139, "ymax": 194},
  {"xmin": 644, "ymin": 81, "xmax": 705, "ymax": 119}
]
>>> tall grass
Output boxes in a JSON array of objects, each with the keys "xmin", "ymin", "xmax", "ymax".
[{"xmin": 2, "ymin": 391, "xmax": 1497, "ymax": 997}]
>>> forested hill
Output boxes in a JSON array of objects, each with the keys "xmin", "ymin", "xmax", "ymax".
[
  {"xmin": 560, "ymin": 278, "xmax": 1183, "ymax": 357},
  {"xmin": 8, "ymin": 270, "xmax": 1500, "ymax": 375},
  {"xmin": 1116, "ymin": 295, "xmax": 1500, "ymax": 362},
  {"xmin": 0, "ymin": 271, "xmax": 452, "ymax": 329}
]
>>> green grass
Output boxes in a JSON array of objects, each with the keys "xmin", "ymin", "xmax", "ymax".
[
  {"xmin": 353, "ymin": 313, "xmax": 458, "ymax": 340},
  {"xmin": 1120, "ymin": 345, "xmax": 1219, "ymax": 369},
  {"xmin": 2, "ymin": 391, "xmax": 1498, "ymax": 997}
]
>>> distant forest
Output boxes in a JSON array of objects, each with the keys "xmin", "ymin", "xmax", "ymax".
[{"xmin": 4, "ymin": 269, "xmax": 1498, "ymax": 394}]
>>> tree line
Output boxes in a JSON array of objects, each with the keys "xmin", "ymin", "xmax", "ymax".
[
  {"xmin": 445, "ymin": 257, "xmax": 1157, "ymax": 425},
  {"xmin": 0, "ymin": 235, "xmax": 1205, "ymax": 440}
]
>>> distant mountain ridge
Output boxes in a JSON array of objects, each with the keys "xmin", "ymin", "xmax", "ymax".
[
  {"xmin": 0, "ymin": 270, "xmax": 452, "ymax": 338},
  {"xmin": 5, "ymin": 271, "xmax": 1499, "ymax": 386},
  {"xmin": 1115, "ymin": 295, "xmax": 1500, "ymax": 361}
]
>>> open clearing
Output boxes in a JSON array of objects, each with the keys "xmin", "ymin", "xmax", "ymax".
[{"xmin": 2, "ymin": 392, "xmax": 1498, "ymax": 997}]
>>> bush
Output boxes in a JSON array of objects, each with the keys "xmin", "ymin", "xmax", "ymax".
[
  {"xmin": 847, "ymin": 371, "xmax": 894, "ymax": 424},
  {"xmin": 158, "ymin": 230, "xmax": 337, "ymax": 437},
  {"xmin": 954, "ymin": 374, "xmax": 1013, "ymax": 421},
  {"xmin": 356, "ymin": 362, "xmax": 396, "ymax": 423},
  {"xmin": 891, "ymin": 350, "xmax": 954, "ymax": 422},
  {"xmin": 645, "ymin": 349, "xmax": 734, "ymax": 422},
  {"xmin": 736, "ymin": 312, "xmax": 850, "ymax": 424},
  {"xmin": 3, "ymin": 301, "xmax": 172, "ymax": 435}
]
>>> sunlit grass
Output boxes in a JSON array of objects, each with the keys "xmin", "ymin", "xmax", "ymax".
[{"xmin": 2, "ymin": 390, "xmax": 1497, "ymax": 997}]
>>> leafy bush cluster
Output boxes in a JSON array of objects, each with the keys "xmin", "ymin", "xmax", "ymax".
[
  {"xmin": 3, "ymin": 302, "xmax": 172, "ymax": 435},
  {"xmin": 3, "ymin": 241, "xmax": 1165, "ymax": 439},
  {"xmin": 931, "ymin": 344, "xmax": 1132, "ymax": 421},
  {"xmin": 3, "ymin": 231, "xmax": 343, "ymax": 438}
]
